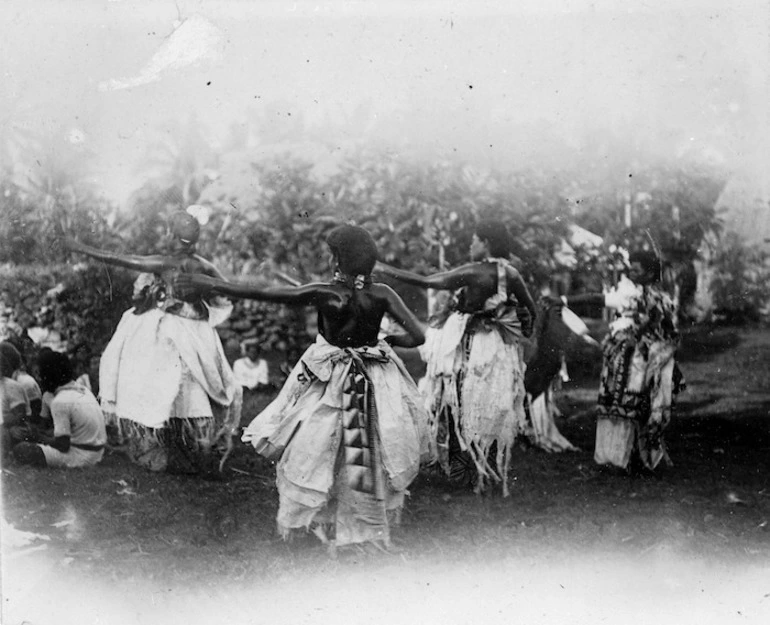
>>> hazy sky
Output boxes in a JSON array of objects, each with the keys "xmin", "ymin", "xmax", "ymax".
[{"xmin": 2, "ymin": 0, "xmax": 768, "ymax": 207}]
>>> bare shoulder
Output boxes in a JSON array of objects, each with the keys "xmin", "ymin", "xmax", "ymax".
[
  {"xmin": 454, "ymin": 261, "xmax": 486, "ymax": 275},
  {"xmin": 370, "ymin": 281, "xmax": 394, "ymax": 292},
  {"xmin": 503, "ymin": 262, "xmax": 522, "ymax": 280},
  {"xmin": 304, "ymin": 281, "xmax": 347, "ymax": 300},
  {"xmin": 370, "ymin": 282, "xmax": 399, "ymax": 299},
  {"xmin": 192, "ymin": 253, "xmax": 212, "ymax": 264},
  {"xmin": 190, "ymin": 254, "xmax": 217, "ymax": 271},
  {"xmin": 305, "ymin": 281, "xmax": 338, "ymax": 292}
]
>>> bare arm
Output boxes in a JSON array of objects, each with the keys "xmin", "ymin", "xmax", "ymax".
[
  {"xmin": 507, "ymin": 266, "xmax": 538, "ymax": 319},
  {"xmin": 564, "ymin": 293, "xmax": 607, "ymax": 308},
  {"xmin": 379, "ymin": 284, "xmax": 426, "ymax": 348},
  {"xmin": 2, "ymin": 403, "xmax": 27, "ymax": 427},
  {"xmin": 65, "ymin": 238, "xmax": 169, "ymax": 274},
  {"xmin": 37, "ymin": 431, "xmax": 71, "ymax": 453},
  {"xmin": 375, "ymin": 261, "xmax": 477, "ymax": 291},
  {"xmin": 29, "ymin": 399, "xmax": 42, "ymax": 424},
  {"xmin": 175, "ymin": 273, "xmax": 326, "ymax": 305},
  {"xmin": 193, "ymin": 254, "xmax": 226, "ymax": 280}
]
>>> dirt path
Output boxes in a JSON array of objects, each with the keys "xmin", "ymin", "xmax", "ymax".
[{"xmin": 3, "ymin": 324, "xmax": 770, "ymax": 625}]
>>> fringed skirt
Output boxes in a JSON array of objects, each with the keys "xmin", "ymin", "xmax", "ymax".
[
  {"xmin": 421, "ymin": 313, "xmax": 529, "ymax": 496},
  {"xmin": 242, "ymin": 335, "xmax": 432, "ymax": 548},
  {"xmin": 526, "ymin": 379, "xmax": 578, "ymax": 453},
  {"xmin": 112, "ymin": 411, "xmax": 239, "ymax": 476}
]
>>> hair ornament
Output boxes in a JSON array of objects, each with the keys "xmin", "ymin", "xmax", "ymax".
[
  {"xmin": 186, "ymin": 204, "xmax": 210, "ymax": 226},
  {"xmin": 332, "ymin": 269, "xmax": 368, "ymax": 290}
]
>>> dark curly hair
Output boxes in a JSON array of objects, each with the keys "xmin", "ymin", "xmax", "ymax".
[
  {"xmin": 326, "ymin": 224, "xmax": 379, "ymax": 276},
  {"xmin": 0, "ymin": 341, "xmax": 22, "ymax": 378},
  {"xmin": 629, "ymin": 250, "xmax": 661, "ymax": 282},
  {"xmin": 37, "ymin": 350, "xmax": 75, "ymax": 392},
  {"xmin": 475, "ymin": 220, "xmax": 514, "ymax": 258},
  {"xmin": 169, "ymin": 211, "xmax": 201, "ymax": 245}
]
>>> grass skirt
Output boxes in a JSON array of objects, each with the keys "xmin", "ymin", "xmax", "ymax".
[
  {"xmin": 112, "ymin": 412, "xmax": 239, "ymax": 475},
  {"xmin": 421, "ymin": 311, "xmax": 528, "ymax": 496}
]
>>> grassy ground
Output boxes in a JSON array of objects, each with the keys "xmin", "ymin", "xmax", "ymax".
[{"xmin": 3, "ymin": 324, "xmax": 770, "ymax": 624}]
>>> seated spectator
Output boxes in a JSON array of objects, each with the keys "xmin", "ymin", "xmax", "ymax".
[
  {"xmin": 13, "ymin": 351, "xmax": 107, "ymax": 469},
  {"xmin": 223, "ymin": 337, "xmax": 242, "ymax": 368},
  {"xmin": 232, "ymin": 340, "xmax": 270, "ymax": 392},
  {"xmin": 1, "ymin": 342, "xmax": 32, "ymax": 460},
  {"xmin": 34, "ymin": 347, "xmax": 55, "ymax": 430},
  {"xmin": 39, "ymin": 391, "xmax": 55, "ymax": 431},
  {"xmin": 88, "ymin": 354, "xmax": 101, "ymax": 398},
  {"xmin": 4, "ymin": 343, "xmax": 43, "ymax": 424},
  {"xmin": 70, "ymin": 342, "xmax": 94, "ymax": 394},
  {"xmin": 279, "ymin": 347, "xmax": 302, "ymax": 381}
]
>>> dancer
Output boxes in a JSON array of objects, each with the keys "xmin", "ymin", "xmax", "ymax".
[
  {"xmin": 562, "ymin": 250, "xmax": 684, "ymax": 473},
  {"xmin": 176, "ymin": 224, "xmax": 432, "ymax": 552},
  {"xmin": 376, "ymin": 220, "xmax": 537, "ymax": 496},
  {"xmin": 65, "ymin": 209, "xmax": 241, "ymax": 477}
]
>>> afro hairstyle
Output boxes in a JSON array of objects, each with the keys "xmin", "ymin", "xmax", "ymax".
[{"xmin": 326, "ymin": 224, "xmax": 379, "ymax": 276}]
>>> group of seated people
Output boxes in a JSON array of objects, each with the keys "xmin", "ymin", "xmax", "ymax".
[
  {"xmin": 1, "ymin": 337, "xmax": 271, "ymax": 470},
  {"xmin": 1, "ymin": 340, "xmax": 105, "ymax": 469}
]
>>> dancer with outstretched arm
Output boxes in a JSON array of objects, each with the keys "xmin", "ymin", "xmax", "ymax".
[
  {"xmin": 65, "ymin": 209, "xmax": 241, "ymax": 477},
  {"xmin": 177, "ymin": 224, "xmax": 433, "ymax": 553},
  {"xmin": 376, "ymin": 220, "xmax": 537, "ymax": 496}
]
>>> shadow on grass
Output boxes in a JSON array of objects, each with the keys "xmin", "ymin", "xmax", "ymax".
[
  {"xmin": 670, "ymin": 409, "xmax": 770, "ymax": 450},
  {"xmin": 678, "ymin": 324, "xmax": 742, "ymax": 362}
]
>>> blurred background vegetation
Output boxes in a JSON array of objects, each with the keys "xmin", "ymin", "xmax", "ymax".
[{"xmin": 1, "ymin": 113, "xmax": 768, "ymax": 364}]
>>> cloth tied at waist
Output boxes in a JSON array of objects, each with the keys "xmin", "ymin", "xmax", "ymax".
[
  {"xmin": 467, "ymin": 304, "xmax": 524, "ymax": 345},
  {"xmin": 301, "ymin": 340, "xmax": 391, "ymax": 408}
]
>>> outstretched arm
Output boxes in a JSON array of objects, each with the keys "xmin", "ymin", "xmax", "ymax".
[
  {"xmin": 65, "ymin": 238, "xmax": 169, "ymax": 274},
  {"xmin": 380, "ymin": 285, "xmax": 426, "ymax": 348},
  {"xmin": 175, "ymin": 273, "xmax": 324, "ymax": 305},
  {"xmin": 375, "ymin": 261, "xmax": 477, "ymax": 291},
  {"xmin": 564, "ymin": 292, "xmax": 607, "ymax": 308},
  {"xmin": 507, "ymin": 266, "xmax": 538, "ymax": 319},
  {"xmin": 193, "ymin": 254, "xmax": 226, "ymax": 280}
]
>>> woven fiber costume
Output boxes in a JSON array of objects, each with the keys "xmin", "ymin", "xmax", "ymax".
[{"xmin": 420, "ymin": 258, "xmax": 529, "ymax": 496}]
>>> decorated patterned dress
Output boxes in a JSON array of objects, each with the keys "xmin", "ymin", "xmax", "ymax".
[{"xmin": 594, "ymin": 276, "xmax": 685, "ymax": 470}]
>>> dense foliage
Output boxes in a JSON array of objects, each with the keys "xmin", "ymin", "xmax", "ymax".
[
  {"xmin": 0, "ymin": 263, "xmax": 134, "ymax": 363},
  {"xmin": 567, "ymin": 164, "xmax": 725, "ymax": 305},
  {"xmin": 3, "ymin": 113, "xmax": 762, "ymax": 358},
  {"xmin": 710, "ymin": 233, "xmax": 770, "ymax": 322}
]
